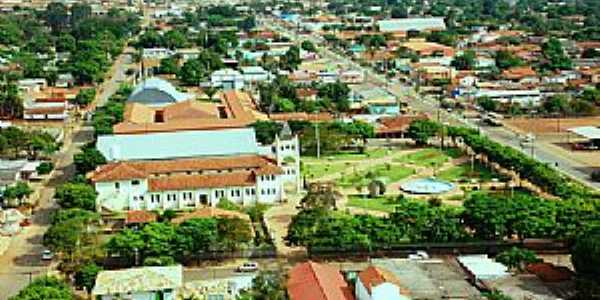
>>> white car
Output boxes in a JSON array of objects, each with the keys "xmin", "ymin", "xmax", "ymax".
[
  {"xmin": 237, "ymin": 262, "xmax": 259, "ymax": 272},
  {"xmin": 41, "ymin": 250, "xmax": 54, "ymax": 261}
]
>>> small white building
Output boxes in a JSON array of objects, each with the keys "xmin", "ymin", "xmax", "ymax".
[
  {"xmin": 474, "ymin": 89, "xmax": 542, "ymax": 107},
  {"xmin": 356, "ymin": 266, "xmax": 411, "ymax": 300},
  {"xmin": 211, "ymin": 68, "xmax": 245, "ymax": 90},
  {"xmin": 92, "ymin": 265, "xmax": 182, "ymax": 300},
  {"xmin": 23, "ymin": 95, "xmax": 69, "ymax": 120},
  {"xmin": 240, "ymin": 66, "xmax": 273, "ymax": 84},
  {"xmin": 143, "ymin": 48, "xmax": 175, "ymax": 60},
  {"xmin": 17, "ymin": 78, "xmax": 47, "ymax": 94}
]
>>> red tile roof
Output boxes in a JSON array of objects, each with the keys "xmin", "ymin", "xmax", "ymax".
[
  {"xmin": 148, "ymin": 172, "xmax": 255, "ymax": 192},
  {"xmin": 358, "ymin": 266, "xmax": 409, "ymax": 295},
  {"xmin": 126, "ymin": 210, "xmax": 157, "ymax": 224},
  {"xmin": 502, "ymin": 66, "xmax": 537, "ymax": 80},
  {"xmin": 526, "ymin": 263, "xmax": 574, "ymax": 282},
  {"xmin": 287, "ymin": 261, "xmax": 355, "ymax": 300},
  {"xmin": 88, "ymin": 155, "xmax": 283, "ymax": 182},
  {"xmin": 377, "ymin": 114, "xmax": 428, "ymax": 134}
]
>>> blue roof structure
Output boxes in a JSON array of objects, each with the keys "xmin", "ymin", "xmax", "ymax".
[
  {"xmin": 97, "ymin": 128, "xmax": 259, "ymax": 161},
  {"xmin": 128, "ymin": 77, "xmax": 193, "ymax": 106}
]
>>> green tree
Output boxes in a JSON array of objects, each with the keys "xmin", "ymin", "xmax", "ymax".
[
  {"xmin": 73, "ymin": 88, "xmax": 96, "ymax": 106},
  {"xmin": 541, "ymin": 38, "xmax": 572, "ymax": 71},
  {"xmin": 177, "ymin": 58, "xmax": 208, "ymax": 86},
  {"xmin": 74, "ymin": 262, "xmax": 102, "ymax": 293},
  {"xmin": 10, "ymin": 276, "xmax": 74, "ymax": 300},
  {"xmin": 252, "ymin": 121, "xmax": 283, "ymax": 145},
  {"xmin": 216, "ymin": 217, "xmax": 252, "ymax": 251},
  {"xmin": 495, "ymin": 50, "xmax": 524, "ymax": 69},
  {"xmin": 301, "ymin": 40, "xmax": 316, "ymax": 52},
  {"xmin": 477, "ymin": 96, "xmax": 498, "ymax": 112},
  {"xmin": 46, "ymin": 2, "xmax": 68, "ymax": 32},
  {"xmin": 495, "ymin": 247, "xmax": 540, "ymax": 271},
  {"xmin": 407, "ymin": 119, "xmax": 441, "ymax": 145},
  {"xmin": 451, "ymin": 50, "xmax": 477, "ymax": 70},
  {"xmin": 55, "ymin": 183, "xmax": 97, "ymax": 211},
  {"xmin": 43, "ymin": 210, "xmax": 100, "ymax": 263},
  {"xmin": 238, "ymin": 271, "xmax": 288, "ymax": 300},
  {"xmin": 391, "ymin": 4, "xmax": 409, "ymax": 18},
  {"xmin": 280, "ymin": 45, "xmax": 301, "ymax": 71},
  {"xmin": 74, "ymin": 146, "xmax": 106, "ymax": 175},
  {"xmin": 105, "ymin": 228, "xmax": 145, "ymax": 263},
  {"xmin": 542, "ymin": 94, "xmax": 570, "ymax": 114},
  {"xmin": 70, "ymin": 3, "xmax": 92, "ymax": 26},
  {"xmin": 3, "ymin": 182, "xmax": 33, "ymax": 207},
  {"xmin": 158, "ymin": 57, "xmax": 179, "ymax": 74},
  {"xmin": 571, "ymin": 228, "xmax": 600, "ymax": 299},
  {"xmin": 163, "ymin": 30, "xmax": 188, "ymax": 49},
  {"xmin": 174, "ymin": 218, "xmax": 218, "ymax": 255}
]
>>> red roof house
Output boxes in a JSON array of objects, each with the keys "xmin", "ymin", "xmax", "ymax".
[{"xmin": 287, "ymin": 261, "xmax": 355, "ymax": 300}]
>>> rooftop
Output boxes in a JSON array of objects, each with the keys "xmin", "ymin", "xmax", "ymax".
[
  {"xmin": 97, "ymin": 128, "xmax": 259, "ymax": 161},
  {"xmin": 88, "ymin": 155, "xmax": 282, "ymax": 182},
  {"xmin": 92, "ymin": 265, "xmax": 183, "ymax": 296},
  {"xmin": 128, "ymin": 77, "xmax": 193, "ymax": 106},
  {"xmin": 377, "ymin": 17, "xmax": 446, "ymax": 32},
  {"xmin": 287, "ymin": 261, "xmax": 355, "ymax": 300}
]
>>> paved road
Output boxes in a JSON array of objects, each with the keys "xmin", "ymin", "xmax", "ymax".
[
  {"xmin": 262, "ymin": 16, "xmax": 599, "ymax": 191},
  {"xmin": 0, "ymin": 51, "xmax": 126, "ymax": 298}
]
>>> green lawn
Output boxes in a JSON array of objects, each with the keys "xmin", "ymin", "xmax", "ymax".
[
  {"xmin": 347, "ymin": 195, "xmax": 401, "ymax": 213},
  {"xmin": 302, "ymin": 161, "xmax": 354, "ymax": 179},
  {"xmin": 437, "ymin": 162, "xmax": 498, "ymax": 182},
  {"xmin": 338, "ymin": 163, "xmax": 414, "ymax": 187},
  {"xmin": 394, "ymin": 148, "xmax": 463, "ymax": 167},
  {"xmin": 303, "ymin": 148, "xmax": 389, "ymax": 163}
]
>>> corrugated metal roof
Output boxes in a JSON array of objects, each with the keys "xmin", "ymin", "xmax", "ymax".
[
  {"xmin": 92, "ymin": 265, "xmax": 182, "ymax": 296},
  {"xmin": 457, "ymin": 255, "xmax": 510, "ymax": 280},
  {"xmin": 97, "ymin": 128, "xmax": 259, "ymax": 161},
  {"xmin": 378, "ymin": 18, "xmax": 446, "ymax": 32},
  {"xmin": 567, "ymin": 126, "xmax": 600, "ymax": 139}
]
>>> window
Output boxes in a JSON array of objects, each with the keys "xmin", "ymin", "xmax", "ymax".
[
  {"xmin": 245, "ymin": 189, "xmax": 250, "ymax": 196},
  {"xmin": 271, "ymin": 175, "xmax": 275, "ymax": 180},
  {"xmin": 132, "ymin": 180, "xmax": 140, "ymax": 185},
  {"xmin": 251, "ymin": 189, "xmax": 256, "ymax": 195},
  {"xmin": 235, "ymin": 190, "xmax": 241, "ymax": 197},
  {"xmin": 261, "ymin": 189, "xmax": 265, "ymax": 195},
  {"xmin": 114, "ymin": 182, "xmax": 120, "ymax": 189}
]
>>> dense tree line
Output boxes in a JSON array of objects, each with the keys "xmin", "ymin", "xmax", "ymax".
[
  {"xmin": 286, "ymin": 192, "xmax": 600, "ymax": 251},
  {"xmin": 0, "ymin": 127, "xmax": 58, "ymax": 159},
  {"xmin": 258, "ymin": 77, "xmax": 351, "ymax": 114},
  {"xmin": 106, "ymin": 217, "xmax": 252, "ymax": 266},
  {"xmin": 0, "ymin": 4, "xmax": 139, "ymax": 85},
  {"xmin": 9, "ymin": 276, "xmax": 74, "ymax": 300}
]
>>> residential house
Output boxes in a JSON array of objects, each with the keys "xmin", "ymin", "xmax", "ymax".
[
  {"xmin": 176, "ymin": 48, "xmax": 202, "ymax": 61},
  {"xmin": 296, "ymin": 88, "xmax": 318, "ymax": 101},
  {"xmin": 55, "ymin": 73, "xmax": 74, "ymax": 88},
  {"xmin": 339, "ymin": 70, "xmax": 365, "ymax": 84},
  {"xmin": 356, "ymin": 266, "xmax": 411, "ymax": 300},
  {"xmin": 579, "ymin": 67, "xmax": 600, "ymax": 84},
  {"xmin": 502, "ymin": 66, "xmax": 539, "ymax": 85},
  {"xmin": 377, "ymin": 18, "xmax": 446, "ymax": 34},
  {"xmin": 180, "ymin": 275, "xmax": 255, "ymax": 300},
  {"xmin": 474, "ymin": 89, "xmax": 542, "ymax": 107},
  {"xmin": 416, "ymin": 65, "xmax": 455, "ymax": 84},
  {"xmin": 211, "ymin": 68, "xmax": 245, "ymax": 90},
  {"xmin": 128, "ymin": 77, "xmax": 194, "ymax": 107},
  {"xmin": 142, "ymin": 48, "xmax": 175, "ymax": 60},
  {"xmin": 17, "ymin": 78, "xmax": 46, "ymax": 94},
  {"xmin": 287, "ymin": 261, "xmax": 355, "ymax": 300},
  {"xmin": 0, "ymin": 208, "xmax": 25, "ymax": 235},
  {"xmin": 400, "ymin": 40, "xmax": 455, "ymax": 58},
  {"xmin": 23, "ymin": 94, "xmax": 69, "ymax": 120},
  {"xmin": 375, "ymin": 114, "xmax": 428, "ymax": 138},
  {"xmin": 241, "ymin": 66, "xmax": 273, "ymax": 84},
  {"xmin": 92, "ymin": 265, "xmax": 183, "ymax": 300}
]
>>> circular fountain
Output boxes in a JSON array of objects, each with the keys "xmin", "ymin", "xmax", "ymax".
[{"xmin": 400, "ymin": 177, "xmax": 455, "ymax": 194}]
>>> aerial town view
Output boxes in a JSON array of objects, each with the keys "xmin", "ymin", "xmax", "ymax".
[{"xmin": 0, "ymin": 0, "xmax": 599, "ymax": 299}]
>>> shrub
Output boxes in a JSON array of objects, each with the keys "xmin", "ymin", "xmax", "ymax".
[{"xmin": 36, "ymin": 161, "xmax": 54, "ymax": 175}]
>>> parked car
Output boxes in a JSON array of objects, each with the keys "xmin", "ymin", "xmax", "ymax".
[
  {"xmin": 237, "ymin": 262, "xmax": 259, "ymax": 272},
  {"xmin": 41, "ymin": 250, "xmax": 54, "ymax": 261}
]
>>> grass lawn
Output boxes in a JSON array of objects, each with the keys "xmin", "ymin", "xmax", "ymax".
[
  {"xmin": 303, "ymin": 148, "xmax": 389, "ymax": 163},
  {"xmin": 302, "ymin": 161, "xmax": 354, "ymax": 179},
  {"xmin": 347, "ymin": 195, "xmax": 401, "ymax": 213},
  {"xmin": 394, "ymin": 148, "xmax": 463, "ymax": 167},
  {"xmin": 338, "ymin": 163, "xmax": 414, "ymax": 187},
  {"xmin": 437, "ymin": 162, "xmax": 498, "ymax": 182}
]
